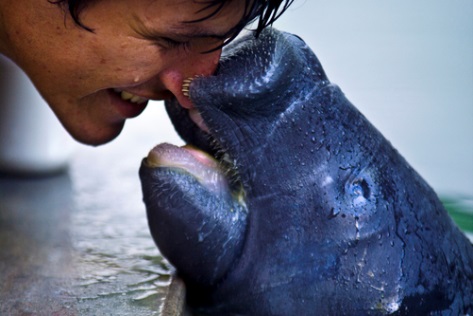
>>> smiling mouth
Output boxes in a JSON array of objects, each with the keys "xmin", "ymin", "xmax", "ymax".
[{"xmin": 113, "ymin": 88, "xmax": 149, "ymax": 104}]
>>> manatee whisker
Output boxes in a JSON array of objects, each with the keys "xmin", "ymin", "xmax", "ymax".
[{"xmin": 206, "ymin": 134, "xmax": 243, "ymax": 195}]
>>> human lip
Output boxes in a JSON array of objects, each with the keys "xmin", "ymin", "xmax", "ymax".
[{"xmin": 108, "ymin": 89, "xmax": 148, "ymax": 119}]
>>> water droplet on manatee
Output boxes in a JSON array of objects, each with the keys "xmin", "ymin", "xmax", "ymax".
[{"xmin": 328, "ymin": 208, "xmax": 340, "ymax": 219}]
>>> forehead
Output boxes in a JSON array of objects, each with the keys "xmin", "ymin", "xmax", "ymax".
[{"xmin": 135, "ymin": 0, "xmax": 247, "ymax": 34}]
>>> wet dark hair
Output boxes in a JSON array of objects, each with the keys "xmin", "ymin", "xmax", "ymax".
[{"xmin": 50, "ymin": 0, "xmax": 295, "ymax": 47}]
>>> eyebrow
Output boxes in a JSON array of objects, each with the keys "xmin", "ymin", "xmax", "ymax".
[
  {"xmin": 132, "ymin": 14, "xmax": 231, "ymax": 42},
  {"xmin": 169, "ymin": 25, "xmax": 232, "ymax": 40}
]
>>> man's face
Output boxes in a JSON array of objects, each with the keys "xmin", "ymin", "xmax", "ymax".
[{"xmin": 4, "ymin": 0, "xmax": 245, "ymax": 145}]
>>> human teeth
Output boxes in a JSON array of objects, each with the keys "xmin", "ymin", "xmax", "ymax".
[
  {"xmin": 120, "ymin": 90, "xmax": 133, "ymax": 100},
  {"xmin": 130, "ymin": 95, "xmax": 144, "ymax": 103},
  {"xmin": 113, "ymin": 88, "xmax": 148, "ymax": 104}
]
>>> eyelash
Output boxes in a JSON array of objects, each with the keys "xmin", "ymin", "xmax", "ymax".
[{"xmin": 161, "ymin": 38, "xmax": 191, "ymax": 52}]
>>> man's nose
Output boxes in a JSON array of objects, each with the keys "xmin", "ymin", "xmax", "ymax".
[{"xmin": 159, "ymin": 48, "xmax": 222, "ymax": 108}]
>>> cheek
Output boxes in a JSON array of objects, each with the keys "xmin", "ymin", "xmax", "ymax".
[{"xmin": 94, "ymin": 42, "xmax": 167, "ymax": 84}]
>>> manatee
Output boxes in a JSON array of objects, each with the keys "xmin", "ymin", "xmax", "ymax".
[{"xmin": 139, "ymin": 29, "xmax": 473, "ymax": 315}]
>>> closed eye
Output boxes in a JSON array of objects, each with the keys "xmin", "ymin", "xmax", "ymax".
[
  {"xmin": 158, "ymin": 37, "xmax": 191, "ymax": 52},
  {"xmin": 159, "ymin": 36, "xmax": 226, "ymax": 54}
]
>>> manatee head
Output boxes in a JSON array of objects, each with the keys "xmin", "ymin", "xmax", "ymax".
[{"xmin": 140, "ymin": 28, "xmax": 473, "ymax": 315}]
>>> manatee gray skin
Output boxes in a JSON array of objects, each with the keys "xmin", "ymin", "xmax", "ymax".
[{"xmin": 139, "ymin": 28, "xmax": 473, "ymax": 315}]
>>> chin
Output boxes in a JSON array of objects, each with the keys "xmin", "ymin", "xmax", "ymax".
[{"xmin": 69, "ymin": 123, "xmax": 124, "ymax": 146}]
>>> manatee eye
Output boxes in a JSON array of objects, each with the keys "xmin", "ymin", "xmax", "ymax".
[
  {"xmin": 351, "ymin": 178, "xmax": 371, "ymax": 206},
  {"xmin": 352, "ymin": 179, "xmax": 370, "ymax": 198}
]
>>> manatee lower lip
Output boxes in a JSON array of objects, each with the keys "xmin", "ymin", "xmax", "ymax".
[
  {"xmin": 145, "ymin": 143, "xmax": 230, "ymax": 195},
  {"xmin": 146, "ymin": 143, "xmax": 218, "ymax": 169}
]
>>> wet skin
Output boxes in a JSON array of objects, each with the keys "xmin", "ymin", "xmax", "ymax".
[{"xmin": 140, "ymin": 29, "xmax": 473, "ymax": 315}]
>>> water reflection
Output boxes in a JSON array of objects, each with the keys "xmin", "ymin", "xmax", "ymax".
[
  {"xmin": 0, "ymin": 132, "xmax": 174, "ymax": 315},
  {"xmin": 70, "ymin": 140, "xmax": 172, "ymax": 315},
  {"xmin": 0, "ymin": 173, "xmax": 77, "ymax": 315}
]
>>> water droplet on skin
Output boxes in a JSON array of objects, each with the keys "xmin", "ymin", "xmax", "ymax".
[{"xmin": 328, "ymin": 208, "xmax": 340, "ymax": 219}]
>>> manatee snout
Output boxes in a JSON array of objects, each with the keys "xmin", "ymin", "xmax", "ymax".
[{"xmin": 139, "ymin": 143, "xmax": 247, "ymax": 286}]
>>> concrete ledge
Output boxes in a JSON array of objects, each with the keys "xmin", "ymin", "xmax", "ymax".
[{"xmin": 161, "ymin": 274, "xmax": 190, "ymax": 316}]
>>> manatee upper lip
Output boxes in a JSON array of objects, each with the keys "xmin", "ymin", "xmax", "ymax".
[
  {"xmin": 180, "ymin": 77, "xmax": 211, "ymax": 132},
  {"xmin": 188, "ymin": 108, "xmax": 210, "ymax": 133}
]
